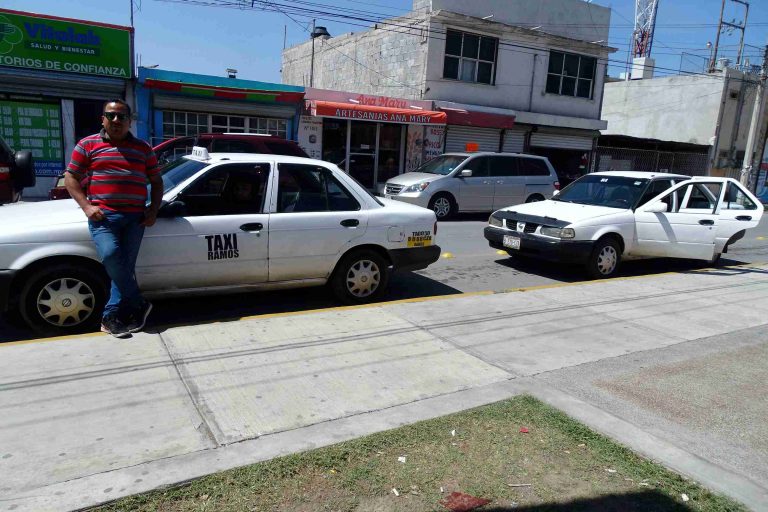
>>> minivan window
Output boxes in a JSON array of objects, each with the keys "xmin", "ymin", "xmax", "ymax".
[
  {"xmin": 463, "ymin": 156, "xmax": 490, "ymax": 177},
  {"xmin": 413, "ymin": 155, "xmax": 467, "ymax": 175},
  {"xmin": 488, "ymin": 156, "xmax": 518, "ymax": 177},
  {"xmin": 518, "ymin": 158, "xmax": 550, "ymax": 176}
]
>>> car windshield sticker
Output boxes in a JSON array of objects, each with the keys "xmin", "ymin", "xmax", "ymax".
[
  {"xmin": 600, "ymin": 178, "xmax": 608, "ymax": 182},
  {"xmin": 206, "ymin": 234, "xmax": 240, "ymax": 260},
  {"xmin": 634, "ymin": 181, "xmax": 642, "ymax": 186},
  {"xmin": 407, "ymin": 230, "xmax": 432, "ymax": 247}
]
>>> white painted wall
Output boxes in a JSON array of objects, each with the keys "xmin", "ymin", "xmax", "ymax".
[
  {"xmin": 415, "ymin": 0, "xmax": 610, "ymax": 42},
  {"xmin": 423, "ymin": 14, "xmax": 609, "ymax": 121}
]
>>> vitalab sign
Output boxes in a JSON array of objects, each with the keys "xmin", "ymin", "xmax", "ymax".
[{"xmin": 0, "ymin": 9, "xmax": 132, "ymax": 78}]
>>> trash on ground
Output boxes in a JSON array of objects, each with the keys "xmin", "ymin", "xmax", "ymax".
[
  {"xmin": 507, "ymin": 483, "xmax": 532, "ymax": 488},
  {"xmin": 392, "ymin": 488, "xmax": 400, "ymax": 497},
  {"xmin": 681, "ymin": 493, "xmax": 690, "ymax": 502},
  {"xmin": 605, "ymin": 468, "xmax": 617, "ymax": 473},
  {"xmin": 519, "ymin": 427, "xmax": 529, "ymax": 433},
  {"xmin": 451, "ymin": 429, "xmax": 456, "ymax": 437},
  {"xmin": 397, "ymin": 456, "xmax": 407, "ymax": 463},
  {"xmin": 439, "ymin": 491, "xmax": 492, "ymax": 512}
]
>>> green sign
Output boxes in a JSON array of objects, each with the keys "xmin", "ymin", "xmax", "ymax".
[
  {"xmin": 0, "ymin": 9, "xmax": 131, "ymax": 78},
  {"xmin": 0, "ymin": 100, "xmax": 64, "ymax": 177}
]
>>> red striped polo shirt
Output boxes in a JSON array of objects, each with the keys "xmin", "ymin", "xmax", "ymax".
[{"xmin": 66, "ymin": 129, "xmax": 159, "ymax": 213}]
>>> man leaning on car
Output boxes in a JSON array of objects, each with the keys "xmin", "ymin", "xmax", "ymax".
[{"xmin": 65, "ymin": 99, "xmax": 163, "ymax": 338}]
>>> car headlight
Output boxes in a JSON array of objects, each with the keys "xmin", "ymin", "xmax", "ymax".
[
  {"xmin": 488, "ymin": 214, "xmax": 503, "ymax": 227},
  {"xmin": 402, "ymin": 181, "xmax": 430, "ymax": 193},
  {"xmin": 540, "ymin": 226, "xmax": 562, "ymax": 237},
  {"xmin": 540, "ymin": 226, "xmax": 576, "ymax": 238}
]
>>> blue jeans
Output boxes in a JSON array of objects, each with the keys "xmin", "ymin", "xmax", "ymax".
[{"xmin": 88, "ymin": 211, "xmax": 146, "ymax": 320}]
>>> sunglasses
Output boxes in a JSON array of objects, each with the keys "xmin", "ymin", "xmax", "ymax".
[{"xmin": 103, "ymin": 112, "xmax": 129, "ymax": 121}]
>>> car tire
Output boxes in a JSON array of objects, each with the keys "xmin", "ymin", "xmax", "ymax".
[
  {"xmin": 586, "ymin": 237, "xmax": 621, "ymax": 279},
  {"xmin": 330, "ymin": 249, "xmax": 390, "ymax": 305},
  {"xmin": 428, "ymin": 193, "xmax": 455, "ymax": 220},
  {"xmin": 525, "ymin": 194, "xmax": 545, "ymax": 203},
  {"xmin": 19, "ymin": 264, "xmax": 108, "ymax": 335}
]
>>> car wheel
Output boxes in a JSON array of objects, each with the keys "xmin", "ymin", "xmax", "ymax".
[
  {"xmin": 525, "ymin": 194, "xmax": 545, "ymax": 203},
  {"xmin": 19, "ymin": 264, "xmax": 107, "ymax": 335},
  {"xmin": 429, "ymin": 193, "xmax": 455, "ymax": 220},
  {"xmin": 586, "ymin": 238, "xmax": 621, "ymax": 279},
  {"xmin": 331, "ymin": 249, "xmax": 390, "ymax": 305}
]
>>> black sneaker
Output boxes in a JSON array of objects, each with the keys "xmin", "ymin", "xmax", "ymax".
[
  {"xmin": 126, "ymin": 300, "xmax": 153, "ymax": 333},
  {"xmin": 101, "ymin": 315, "xmax": 130, "ymax": 338}
]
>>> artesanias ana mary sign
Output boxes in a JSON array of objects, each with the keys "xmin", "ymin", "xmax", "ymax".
[
  {"xmin": 0, "ymin": 8, "xmax": 132, "ymax": 79},
  {"xmin": 312, "ymin": 100, "xmax": 446, "ymax": 125}
]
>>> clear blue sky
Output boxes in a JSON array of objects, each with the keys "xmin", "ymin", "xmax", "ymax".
[{"xmin": 5, "ymin": 0, "xmax": 768, "ymax": 84}]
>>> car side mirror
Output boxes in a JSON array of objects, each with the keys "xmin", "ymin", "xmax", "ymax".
[
  {"xmin": 159, "ymin": 200, "xmax": 187, "ymax": 217},
  {"xmin": 459, "ymin": 169, "xmax": 473, "ymax": 178},
  {"xmin": 643, "ymin": 201, "xmax": 668, "ymax": 213}
]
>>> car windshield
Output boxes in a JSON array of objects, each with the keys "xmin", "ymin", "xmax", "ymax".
[
  {"xmin": 554, "ymin": 175, "xmax": 650, "ymax": 209},
  {"xmin": 413, "ymin": 155, "xmax": 467, "ymax": 175},
  {"xmin": 160, "ymin": 158, "xmax": 209, "ymax": 191}
]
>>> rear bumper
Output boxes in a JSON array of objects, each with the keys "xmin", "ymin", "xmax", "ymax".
[
  {"xmin": 484, "ymin": 226, "xmax": 594, "ymax": 265},
  {"xmin": 383, "ymin": 193, "xmax": 430, "ymax": 209},
  {"xmin": 0, "ymin": 269, "xmax": 17, "ymax": 312},
  {"xmin": 389, "ymin": 245, "xmax": 441, "ymax": 272}
]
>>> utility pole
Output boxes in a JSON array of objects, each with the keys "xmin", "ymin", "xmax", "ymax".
[
  {"xmin": 310, "ymin": 19, "xmax": 316, "ymax": 88},
  {"xmin": 710, "ymin": 0, "xmax": 749, "ymax": 71},
  {"xmin": 740, "ymin": 45, "xmax": 768, "ymax": 188}
]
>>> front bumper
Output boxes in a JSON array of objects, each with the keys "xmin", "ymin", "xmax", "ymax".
[
  {"xmin": 389, "ymin": 245, "xmax": 441, "ymax": 272},
  {"xmin": 383, "ymin": 192, "xmax": 430, "ymax": 209},
  {"xmin": 0, "ymin": 269, "xmax": 17, "ymax": 312},
  {"xmin": 484, "ymin": 226, "xmax": 594, "ymax": 265}
]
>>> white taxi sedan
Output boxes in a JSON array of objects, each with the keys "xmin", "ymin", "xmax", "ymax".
[
  {"xmin": 484, "ymin": 171, "xmax": 763, "ymax": 278},
  {"xmin": 0, "ymin": 149, "xmax": 440, "ymax": 334}
]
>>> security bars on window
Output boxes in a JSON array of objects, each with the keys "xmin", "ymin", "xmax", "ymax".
[
  {"xmin": 443, "ymin": 29, "xmax": 498, "ymax": 85},
  {"xmin": 545, "ymin": 51, "xmax": 596, "ymax": 99}
]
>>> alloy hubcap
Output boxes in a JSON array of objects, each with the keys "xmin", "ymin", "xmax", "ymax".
[
  {"xmin": 597, "ymin": 246, "xmax": 618, "ymax": 275},
  {"xmin": 433, "ymin": 197, "xmax": 450, "ymax": 218},
  {"xmin": 36, "ymin": 278, "xmax": 95, "ymax": 327},
  {"xmin": 346, "ymin": 259, "xmax": 381, "ymax": 298}
]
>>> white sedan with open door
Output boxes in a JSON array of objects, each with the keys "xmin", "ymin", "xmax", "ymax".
[{"xmin": 484, "ymin": 171, "xmax": 763, "ymax": 278}]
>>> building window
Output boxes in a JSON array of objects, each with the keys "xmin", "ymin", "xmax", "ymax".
[
  {"xmin": 546, "ymin": 51, "xmax": 596, "ymax": 99},
  {"xmin": 162, "ymin": 111, "xmax": 287, "ymax": 139},
  {"xmin": 443, "ymin": 29, "xmax": 497, "ymax": 85}
]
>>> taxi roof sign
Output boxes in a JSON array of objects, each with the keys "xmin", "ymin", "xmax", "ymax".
[{"xmin": 190, "ymin": 146, "xmax": 210, "ymax": 160}]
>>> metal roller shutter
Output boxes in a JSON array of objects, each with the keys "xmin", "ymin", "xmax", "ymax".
[
  {"xmin": 530, "ymin": 133, "xmax": 594, "ymax": 150},
  {"xmin": 445, "ymin": 126, "xmax": 501, "ymax": 153},
  {"xmin": 502, "ymin": 128, "xmax": 527, "ymax": 153},
  {"xmin": 0, "ymin": 69, "xmax": 126, "ymax": 99},
  {"xmin": 154, "ymin": 94, "xmax": 296, "ymax": 119}
]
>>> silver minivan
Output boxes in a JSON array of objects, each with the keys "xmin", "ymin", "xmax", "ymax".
[{"xmin": 384, "ymin": 152, "xmax": 560, "ymax": 219}]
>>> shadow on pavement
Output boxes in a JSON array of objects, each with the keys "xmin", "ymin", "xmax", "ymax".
[
  {"xmin": 0, "ymin": 272, "xmax": 462, "ymax": 344},
  {"xmin": 482, "ymin": 490, "xmax": 693, "ymax": 511}
]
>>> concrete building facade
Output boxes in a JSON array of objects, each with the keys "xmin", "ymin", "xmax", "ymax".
[
  {"xmin": 601, "ymin": 68, "xmax": 767, "ymax": 182},
  {"xmin": 282, "ymin": 0, "xmax": 616, "ymax": 188}
]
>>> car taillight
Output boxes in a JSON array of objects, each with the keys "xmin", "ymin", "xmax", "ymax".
[
  {"xmin": 434, "ymin": 221, "xmax": 438, "ymax": 236},
  {"xmin": 553, "ymin": 181, "xmax": 560, "ymax": 190},
  {"xmin": 0, "ymin": 166, "xmax": 10, "ymax": 181}
]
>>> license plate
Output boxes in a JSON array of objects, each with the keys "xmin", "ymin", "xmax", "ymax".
[{"xmin": 503, "ymin": 235, "xmax": 521, "ymax": 250}]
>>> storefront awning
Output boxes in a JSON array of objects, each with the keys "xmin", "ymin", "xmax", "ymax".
[
  {"xmin": 310, "ymin": 100, "xmax": 446, "ymax": 125},
  {"xmin": 440, "ymin": 108, "xmax": 516, "ymax": 129}
]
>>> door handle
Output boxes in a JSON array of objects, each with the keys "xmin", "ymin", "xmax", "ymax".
[
  {"xmin": 240, "ymin": 222, "xmax": 263, "ymax": 232},
  {"xmin": 736, "ymin": 215, "xmax": 752, "ymax": 221},
  {"xmin": 340, "ymin": 219, "xmax": 359, "ymax": 227},
  {"xmin": 699, "ymin": 219, "xmax": 715, "ymax": 226}
]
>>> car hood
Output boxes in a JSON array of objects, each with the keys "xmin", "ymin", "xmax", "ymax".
[
  {"xmin": 497, "ymin": 199, "xmax": 628, "ymax": 224},
  {"xmin": 386, "ymin": 172, "xmax": 444, "ymax": 186},
  {"xmin": 0, "ymin": 199, "xmax": 87, "ymax": 234}
]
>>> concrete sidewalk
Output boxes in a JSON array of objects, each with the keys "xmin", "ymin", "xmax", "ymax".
[{"xmin": 1, "ymin": 264, "xmax": 767, "ymax": 511}]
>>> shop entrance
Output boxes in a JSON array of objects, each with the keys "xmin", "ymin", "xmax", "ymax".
[
  {"xmin": 530, "ymin": 147, "xmax": 591, "ymax": 188},
  {"xmin": 322, "ymin": 119, "xmax": 405, "ymax": 191}
]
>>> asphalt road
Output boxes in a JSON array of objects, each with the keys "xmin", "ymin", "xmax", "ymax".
[{"xmin": 2, "ymin": 213, "xmax": 767, "ymax": 343}]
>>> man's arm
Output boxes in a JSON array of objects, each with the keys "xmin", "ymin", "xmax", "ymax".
[
  {"xmin": 65, "ymin": 174, "xmax": 103, "ymax": 220},
  {"xmin": 142, "ymin": 174, "xmax": 164, "ymax": 227}
]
